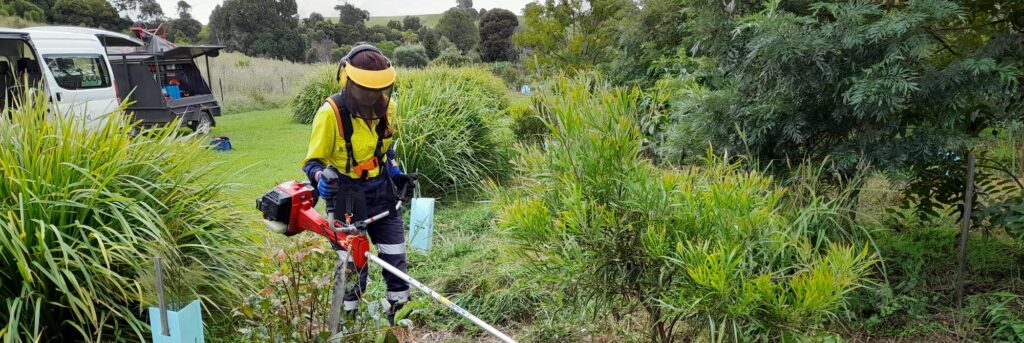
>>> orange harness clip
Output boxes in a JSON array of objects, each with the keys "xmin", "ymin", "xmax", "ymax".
[{"xmin": 352, "ymin": 157, "xmax": 380, "ymax": 179}]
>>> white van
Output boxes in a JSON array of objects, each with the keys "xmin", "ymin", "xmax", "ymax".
[{"xmin": 0, "ymin": 28, "xmax": 124, "ymax": 122}]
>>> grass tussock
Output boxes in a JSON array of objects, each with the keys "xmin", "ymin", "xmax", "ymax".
[
  {"xmin": 393, "ymin": 67, "xmax": 514, "ymax": 197},
  {"xmin": 289, "ymin": 64, "xmax": 340, "ymax": 124},
  {"xmin": 0, "ymin": 94, "xmax": 255, "ymax": 342}
]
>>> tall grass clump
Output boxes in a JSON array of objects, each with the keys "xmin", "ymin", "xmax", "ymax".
[
  {"xmin": 393, "ymin": 67, "xmax": 513, "ymax": 196},
  {"xmin": 0, "ymin": 94, "xmax": 254, "ymax": 342},
  {"xmin": 289, "ymin": 64, "xmax": 340, "ymax": 124},
  {"xmin": 494, "ymin": 76, "xmax": 878, "ymax": 342}
]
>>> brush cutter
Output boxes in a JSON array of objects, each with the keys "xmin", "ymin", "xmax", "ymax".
[{"xmin": 257, "ymin": 179, "xmax": 517, "ymax": 343}]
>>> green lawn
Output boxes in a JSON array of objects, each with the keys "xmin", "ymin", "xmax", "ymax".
[{"xmin": 208, "ymin": 108, "xmax": 311, "ymax": 207}]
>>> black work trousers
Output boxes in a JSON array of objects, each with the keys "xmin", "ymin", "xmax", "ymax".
[{"xmin": 333, "ymin": 179, "xmax": 409, "ymax": 311}]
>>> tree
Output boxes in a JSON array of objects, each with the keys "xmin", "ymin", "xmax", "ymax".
[
  {"xmin": 335, "ymin": 3, "xmax": 368, "ymax": 26},
  {"xmin": 176, "ymin": 0, "xmax": 191, "ymax": 18},
  {"xmin": 606, "ymin": 0, "xmax": 689, "ymax": 86},
  {"xmin": 110, "ymin": 0, "xmax": 164, "ymax": 22},
  {"xmin": 662, "ymin": 2, "xmax": 1024, "ymax": 307},
  {"xmin": 366, "ymin": 24, "xmax": 402, "ymax": 42},
  {"xmin": 431, "ymin": 46, "xmax": 479, "ymax": 67},
  {"xmin": 304, "ymin": 12, "xmax": 325, "ymax": 26},
  {"xmin": 0, "ymin": 0, "xmax": 46, "ymax": 22},
  {"xmin": 167, "ymin": 0, "xmax": 201, "ymax": 43},
  {"xmin": 664, "ymin": 0, "xmax": 1022, "ymax": 175},
  {"xmin": 478, "ymin": 8, "xmax": 518, "ymax": 62},
  {"xmin": 387, "ymin": 19, "xmax": 402, "ymax": 31},
  {"xmin": 138, "ymin": 0, "xmax": 163, "ymax": 21},
  {"xmin": 332, "ymin": 3, "xmax": 369, "ymax": 45},
  {"xmin": 393, "ymin": 44, "xmax": 429, "ymax": 68},
  {"xmin": 514, "ymin": 0, "xmax": 636, "ymax": 74},
  {"xmin": 402, "ymin": 16, "xmax": 422, "ymax": 32},
  {"xmin": 51, "ymin": 0, "xmax": 123, "ymax": 30},
  {"xmin": 168, "ymin": 17, "xmax": 202, "ymax": 43},
  {"xmin": 26, "ymin": 0, "xmax": 53, "ymax": 20},
  {"xmin": 455, "ymin": 0, "xmax": 478, "ymax": 18},
  {"xmin": 418, "ymin": 27, "xmax": 441, "ymax": 59},
  {"xmin": 436, "ymin": 8, "xmax": 478, "ymax": 53},
  {"xmin": 208, "ymin": 0, "xmax": 306, "ymax": 62}
]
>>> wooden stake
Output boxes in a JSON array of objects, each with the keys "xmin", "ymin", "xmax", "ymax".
[{"xmin": 155, "ymin": 256, "xmax": 170, "ymax": 336}]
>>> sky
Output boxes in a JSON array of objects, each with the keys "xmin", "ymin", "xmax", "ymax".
[{"xmin": 155, "ymin": 0, "xmax": 536, "ymax": 24}]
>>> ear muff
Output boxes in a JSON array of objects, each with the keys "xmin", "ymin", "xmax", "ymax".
[{"xmin": 336, "ymin": 44, "xmax": 390, "ymax": 83}]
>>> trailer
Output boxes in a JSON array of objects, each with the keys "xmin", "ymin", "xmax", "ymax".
[{"xmin": 109, "ymin": 45, "xmax": 224, "ymax": 134}]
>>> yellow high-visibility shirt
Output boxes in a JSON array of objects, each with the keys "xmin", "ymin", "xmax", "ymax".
[{"xmin": 302, "ymin": 100, "xmax": 397, "ymax": 179}]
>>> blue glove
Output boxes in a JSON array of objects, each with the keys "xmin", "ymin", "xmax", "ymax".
[{"xmin": 316, "ymin": 168, "xmax": 340, "ymax": 199}]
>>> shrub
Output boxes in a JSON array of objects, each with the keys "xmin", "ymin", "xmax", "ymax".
[
  {"xmin": 376, "ymin": 41, "xmax": 399, "ymax": 57},
  {"xmin": 508, "ymin": 97, "xmax": 546, "ymax": 144},
  {"xmin": 431, "ymin": 47, "xmax": 480, "ymax": 67},
  {"xmin": 234, "ymin": 236, "xmax": 418, "ymax": 342},
  {"xmin": 0, "ymin": 95, "xmax": 253, "ymax": 342},
  {"xmin": 330, "ymin": 46, "xmax": 351, "ymax": 62},
  {"xmin": 393, "ymin": 44, "xmax": 429, "ymax": 68},
  {"xmin": 485, "ymin": 61, "xmax": 522, "ymax": 89},
  {"xmin": 494, "ymin": 76, "xmax": 877, "ymax": 342},
  {"xmin": 289, "ymin": 64, "xmax": 340, "ymax": 124},
  {"xmin": 393, "ymin": 67, "xmax": 513, "ymax": 196},
  {"xmin": 234, "ymin": 237, "xmax": 335, "ymax": 342}
]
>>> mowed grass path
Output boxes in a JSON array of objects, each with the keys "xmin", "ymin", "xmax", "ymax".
[{"xmin": 208, "ymin": 109, "xmax": 311, "ymax": 210}]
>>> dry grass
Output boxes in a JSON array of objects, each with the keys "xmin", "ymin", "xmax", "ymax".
[{"xmin": 197, "ymin": 52, "xmax": 328, "ymax": 114}]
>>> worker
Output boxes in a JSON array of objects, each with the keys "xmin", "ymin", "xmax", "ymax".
[{"xmin": 301, "ymin": 44, "xmax": 416, "ymax": 325}]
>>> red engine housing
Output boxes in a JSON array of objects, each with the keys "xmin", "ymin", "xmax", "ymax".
[{"xmin": 258, "ymin": 181, "xmax": 370, "ymax": 268}]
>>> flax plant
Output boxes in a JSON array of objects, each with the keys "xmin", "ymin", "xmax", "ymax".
[{"xmin": 0, "ymin": 93, "xmax": 254, "ymax": 342}]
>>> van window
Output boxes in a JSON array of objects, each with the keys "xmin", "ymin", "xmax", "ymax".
[{"xmin": 44, "ymin": 55, "xmax": 111, "ymax": 90}]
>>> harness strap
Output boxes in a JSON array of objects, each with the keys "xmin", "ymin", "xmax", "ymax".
[{"xmin": 326, "ymin": 91, "xmax": 389, "ymax": 179}]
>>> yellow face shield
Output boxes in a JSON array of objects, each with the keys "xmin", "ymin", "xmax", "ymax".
[{"xmin": 343, "ymin": 63, "xmax": 396, "ymax": 90}]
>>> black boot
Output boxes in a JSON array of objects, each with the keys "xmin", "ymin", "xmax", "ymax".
[{"xmin": 386, "ymin": 301, "xmax": 405, "ymax": 326}]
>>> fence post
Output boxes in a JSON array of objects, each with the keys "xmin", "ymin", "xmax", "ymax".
[{"xmin": 219, "ymin": 79, "xmax": 225, "ymax": 110}]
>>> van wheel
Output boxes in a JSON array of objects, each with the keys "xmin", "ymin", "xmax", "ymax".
[{"xmin": 193, "ymin": 112, "xmax": 212, "ymax": 135}]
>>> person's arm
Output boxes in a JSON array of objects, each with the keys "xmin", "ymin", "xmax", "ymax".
[
  {"xmin": 385, "ymin": 146, "xmax": 401, "ymax": 177},
  {"xmin": 302, "ymin": 103, "xmax": 338, "ymax": 186},
  {"xmin": 384, "ymin": 99, "xmax": 402, "ymax": 177}
]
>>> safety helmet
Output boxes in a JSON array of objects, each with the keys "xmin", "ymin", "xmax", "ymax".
[
  {"xmin": 336, "ymin": 44, "xmax": 395, "ymax": 120},
  {"xmin": 337, "ymin": 44, "xmax": 396, "ymax": 90}
]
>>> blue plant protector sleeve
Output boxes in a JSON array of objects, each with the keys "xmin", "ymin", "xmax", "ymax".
[
  {"xmin": 149, "ymin": 299, "xmax": 204, "ymax": 343},
  {"xmin": 409, "ymin": 197, "xmax": 435, "ymax": 251}
]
